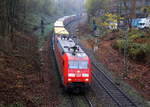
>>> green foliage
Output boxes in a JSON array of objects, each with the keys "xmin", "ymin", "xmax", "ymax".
[
  {"xmin": 143, "ymin": 43, "xmax": 150, "ymax": 54},
  {"xmin": 128, "ymin": 29, "xmax": 145, "ymax": 39},
  {"xmin": 113, "ymin": 28, "xmax": 150, "ymax": 62},
  {"xmin": 99, "ymin": 15, "xmax": 108, "ymax": 21},
  {"xmin": 85, "ymin": 0, "xmax": 110, "ymax": 16},
  {"xmin": 145, "ymin": 46, "xmax": 150, "ymax": 63},
  {"xmin": 85, "ymin": 0, "xmax": 99, "ymax": 15},
  {"xmin": 99, "ymin": 13, "xmax": 118, "ymax": 28},
  {"xmin": 114, "ymin": 40, "xmax": 150, "ymax": 60},
  {"xmin": 128, "ymin": 29, "xmax": 139, "ymax": 36},
  {"xmin": 129, "ymin": 34, "xmax": 141, "ymax": 40},
  {"xmin": 128, "ymin": 43, "xmax": 143, "ymax": 57},
  {"xmin": 141, "ymin": 6, "xmax": 150, "ymax": 16},
  {"xmin": 25, "ymin": 0, "xmax": 55, "ymax": 15},
  {"xmin": 113, "ymin": 39, "xmax": 125, "ymax": 50}
]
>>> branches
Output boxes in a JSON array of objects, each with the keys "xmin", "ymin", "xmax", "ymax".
[{"xmin": 85, "ymin": 0, "xmax": 111, "ymax": 16}]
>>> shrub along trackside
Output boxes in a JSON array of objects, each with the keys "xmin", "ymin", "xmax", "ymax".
[{"xmin": 113, "ymin": 29, "xmax": 150, "ymax": 63}]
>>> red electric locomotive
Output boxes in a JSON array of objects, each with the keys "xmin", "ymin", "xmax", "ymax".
[{"xmin": 54, "ymin": 36, "xmax": 92, "ymax": 90}]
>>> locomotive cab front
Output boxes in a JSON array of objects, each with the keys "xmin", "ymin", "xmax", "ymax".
[{"xmin": 65, "ymin": 59, "xmax": 92, "ymax": 88}]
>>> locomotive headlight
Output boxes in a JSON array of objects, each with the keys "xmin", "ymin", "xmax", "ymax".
[
  {"xmin": 68, "ymin": 73, "xmax": 75, "ymax": 77},
  {"xmin": 68, "ymin": 78, "xmax": 72, "ymax": 81},
  {"xmin": 85, "ymin": 78, "xmax": 89, "ymax": 81},
  {"xmin": 77, "ymin": 70, "xmax": 80, "ymax": 73},
  {"xmin": 82, "ymin": 74, "xmax": 89, "ymax": 77}
]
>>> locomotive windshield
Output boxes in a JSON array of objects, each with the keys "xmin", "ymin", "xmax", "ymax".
[{"xmin": 68, "ymin": 60, "xmax": 88, "ymax": 69}]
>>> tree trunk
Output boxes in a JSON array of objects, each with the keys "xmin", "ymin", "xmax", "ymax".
[{"xmin": 131, "ymin": 0, "xmax": 136, "ymax": 18}]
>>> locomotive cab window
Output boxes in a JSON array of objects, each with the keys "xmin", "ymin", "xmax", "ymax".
[
  {"xmin": 79, "ymin": 61, "xmax": 88, "ymax": 69},
  {"xmin": 68, "ymin": 60, "xmax": 88, "ymax": 69},
  {"xmin": 68, "ymin": 60, "xmax": 78, "ymax": 69}
]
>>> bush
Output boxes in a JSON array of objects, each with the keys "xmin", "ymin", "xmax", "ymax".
[
  {"xmin": 113, "ymin": 39, "xmax": 125, "ymax": 50},
  {"xmin": 128, "ymin": 43, "xmax": 143, "ymax": 58},
  {"xmin": 113, "ymin": 39, "xmax": 132, "ymax": 50},
  {"xmin": 128, "ymin": 29, "xmax": 139, "ymax": 36},
  {"xmin": 113, "ymin": 29, "xmax": 150, "ymax": 62},
  {"xmin": 144, "ymin": 43, "xmax": 150, "ymax": 63},
  {"xmin": 145, "ymin": 28, "xmax": 150, "ymax": 34},
  {"xmin": 128, "ymin": 29, "xmax": 145, "ymax": 40},
  {"xmin": 143, "ymin": 43, "xmax": 150, "ymax": 53},
  {"xmin": 129, "ymin": 34, "xmax": 141, "ymax": 40},
  {"xmin": 113, "ymin": 40, "xmax": 150, "ymax": 61},
  {"xmin": 128, "ymin": 43, "xmax": 150, "ymax": 61}
]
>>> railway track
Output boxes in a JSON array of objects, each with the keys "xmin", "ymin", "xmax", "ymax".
[
  {"xmin": 51, "ymin": 17, "xmax": 94, "ymax": 107},
  {"xmin": 93, "ymin": 63, "xmax": 137, "ymax": 107},
  {"xmin": 69, "ymin": 94, "xmax": 93, "ymax": 107},
  {"xmin": 77, "ymin": 44, "xmax": 138, "ymax": 107},
  {"xmin": 66, "ymin": 16, "xmax": 138, "ymax": 107},
  {"xmin": 64, "ymin": 18, "xmax": 95, "ymax": 107},
  {"xmin": 53, "ymin": 14, "xmax": 139, "ymax": 106},
  {"xmin": 77, "ymin": 43, "xmax": 138, "ymax": 107}
]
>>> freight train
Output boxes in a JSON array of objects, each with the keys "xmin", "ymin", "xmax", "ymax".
[
  {"xmin": 53, "ymin": 15, "xmax": 92, "ymax": 91},
  {"xmin": 54, "ymin": 15, "xmax": 78, "ymax": 35}
]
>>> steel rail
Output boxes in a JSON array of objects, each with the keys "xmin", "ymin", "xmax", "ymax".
[
  {"xmin": 83, "ymin": 95, "xmax": 94, "ymax": 107},
  {"xmin": 69, "ymin": 94, "xmax": 76, "ymax": 107},
  {"xmin": 76, "ymin": 36, "xmax": 137, "ymax": 107},
  {"xmin": 69, "ymin": 94, "xmax": 94, "ymax": 107},
  {"xmin": 92, "ymin": 62, "xmax": 137, "ymax": 107},
  {"xmin": 93, "ymin": 73, "xmax": 122, "ymax": 107}
]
